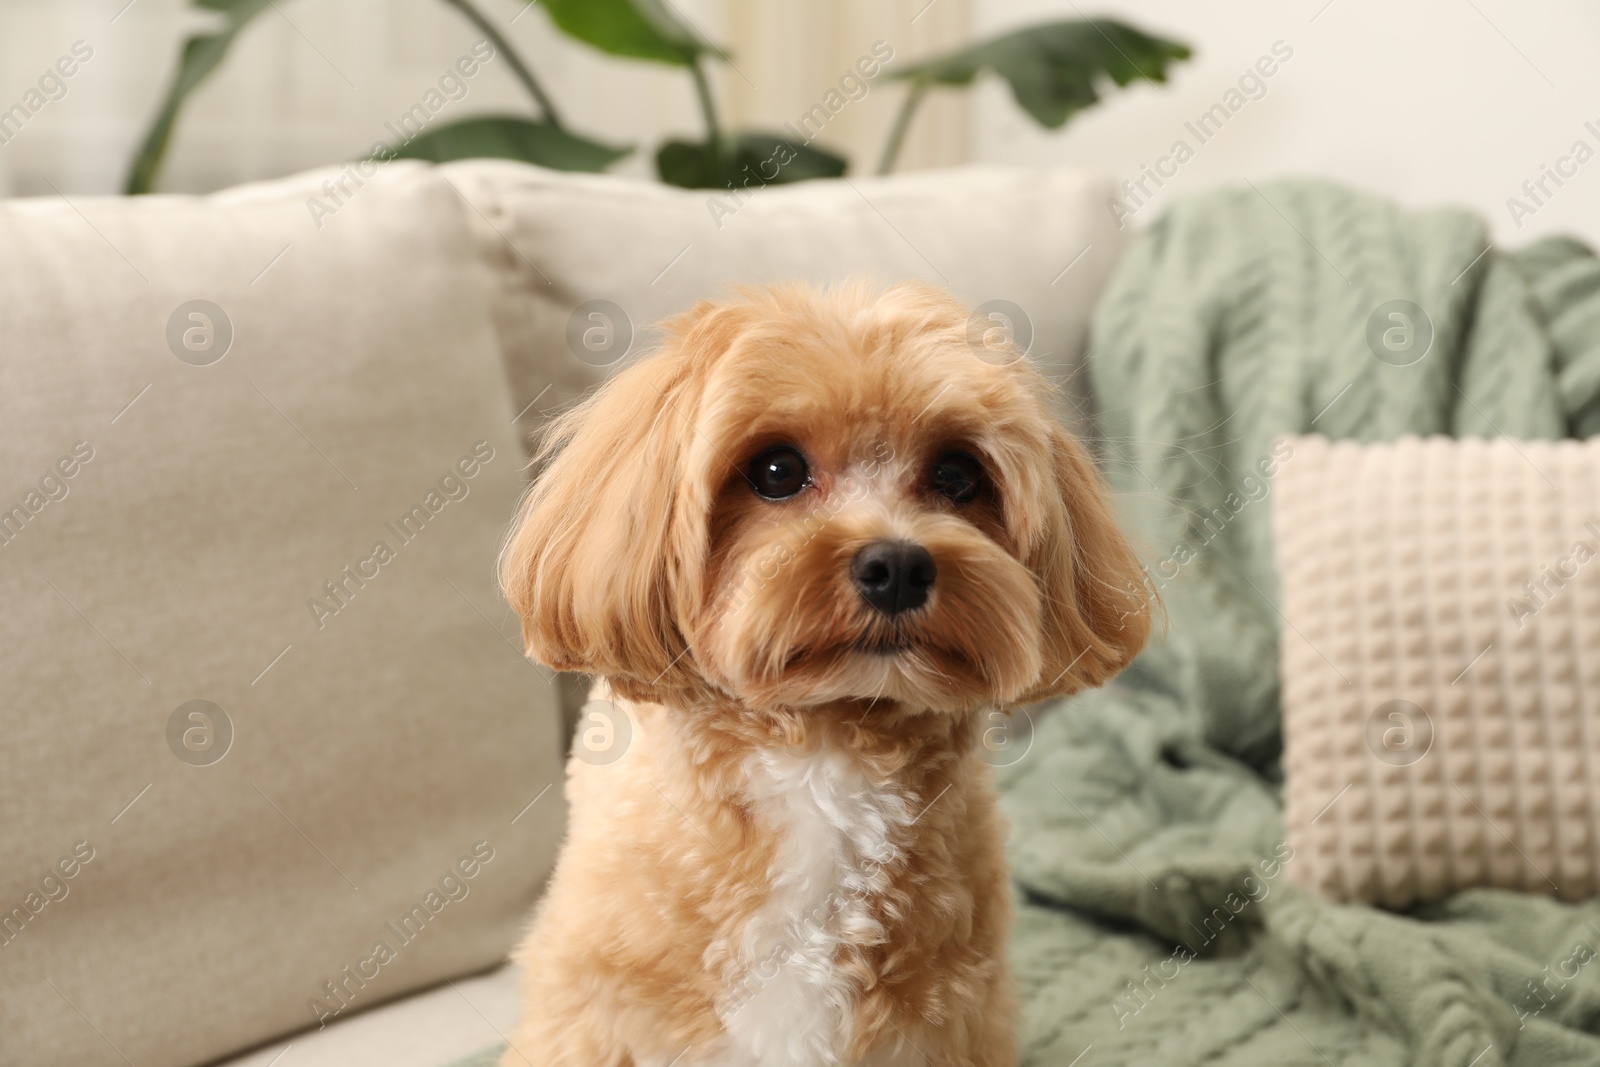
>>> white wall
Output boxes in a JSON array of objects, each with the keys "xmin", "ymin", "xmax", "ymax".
[{"xmin": 969, "ymin": 0, "xmax": 1600, "ymax": 247}]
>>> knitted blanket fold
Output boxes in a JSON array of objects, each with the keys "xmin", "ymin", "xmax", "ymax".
[{"xmin": 1000, "ymin": 180, "xmax": 1600, "ymax": 1067}]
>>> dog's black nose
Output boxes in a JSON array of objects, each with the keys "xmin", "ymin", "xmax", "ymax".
[{"xmin": 850, "ymin": 541, "xmax": 936, "ymax": 617}]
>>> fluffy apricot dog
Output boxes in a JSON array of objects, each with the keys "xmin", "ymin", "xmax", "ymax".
[{"xmin": 498, "ymin": 282, "xmax": 1150, "ymax": 1067}]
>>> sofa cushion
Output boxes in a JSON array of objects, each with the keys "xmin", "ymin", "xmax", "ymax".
[
  {"xmin": 217, "ymin": 965, "xmax": 517, "ymax": 1067},
  {"xmin": 1276, "ymin": 434, "xmax": 1600, "ymax": 907},
  {"xmin": 440, "ymin": 162, "xmax": 1128, "ymax": 450},
  {"xmin": 0, "ymin": 163, "xmax": 565, "ymax": 1066}
]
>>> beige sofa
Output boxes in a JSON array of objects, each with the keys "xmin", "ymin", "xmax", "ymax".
[{"xmin": 0, "ymin": 159, "xmax": 1126, "ymax": 1067}]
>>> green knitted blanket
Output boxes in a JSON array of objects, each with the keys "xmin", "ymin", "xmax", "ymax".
[
  {"xmin": 446, "ymin": 181, "xmax": 1600, "ymax": 1067},
  {"xmin": 1000, "ymin": 180, "xmax": 1600, "ymax": 1067}
]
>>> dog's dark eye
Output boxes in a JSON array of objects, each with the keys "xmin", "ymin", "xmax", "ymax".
[
  {"xmin": 748, "ymin": 445, "xmax": 809, "ymax": 500},
  {"xmin": 931, "ymin": 451, "xmax": 984, "ymax": 505}
]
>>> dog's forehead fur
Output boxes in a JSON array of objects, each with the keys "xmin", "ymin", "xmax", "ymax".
[{"xmin": 681, "ymin": 283, "xmax": 1052, "ymax": 481}]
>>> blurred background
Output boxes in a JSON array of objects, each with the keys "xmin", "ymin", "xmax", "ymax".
[{"xmin": 4, "ymin": 0, "xmax": 1599, "ymax": 245}]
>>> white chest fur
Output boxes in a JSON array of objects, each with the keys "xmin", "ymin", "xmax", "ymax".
[{"xmin": 710, "ymin": 748, "xmax": 916, "ymax": 1067}]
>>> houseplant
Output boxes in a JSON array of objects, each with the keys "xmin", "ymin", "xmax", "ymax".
[{"xmin": 125, "ymin": 0, "xmax": 1190, "ymax": 193}]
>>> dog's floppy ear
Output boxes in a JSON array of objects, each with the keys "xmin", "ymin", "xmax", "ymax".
[
  {"xmin": 1017, "ymin": 427, "xmax": 1153, "ymax": 703},
  {"xmin": 499, "ymin": 329, "xmax": 708, "ymax": 692}
]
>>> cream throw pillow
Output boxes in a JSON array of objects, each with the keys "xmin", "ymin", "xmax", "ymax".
[
  {"xmin": 439, "ymin": 162, "xmax": 1130, "ymax": 447},
  {"xmin": 1277, "ymin": 434, "xmax": 1600, "ymax": 907},
  {"xmin": 440, "ymin": 161, "xmax": 1130, "ymax": 725},
  {"xmin": 0, "ymin": 164, "xmax": 565, "ymax": 1066}
]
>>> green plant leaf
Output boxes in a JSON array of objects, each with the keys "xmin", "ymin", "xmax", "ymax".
[
  {"xmin": 382, "ymin": 115, "xmax": 631, "ymax": 171},
  {"xmin": 123, "ymin": 0, "xmax": 278, "ymax": 194},
  {"xmin": 892, "ymin": 18, "xmax": 1191, "ymax": 129},
  {"xmin": 539, "ymin": 0, "xmax": 709, "ymax": 66},
  {"xmin": 656, "ymin": 132, "xmax": 847, "ymax": 189}
]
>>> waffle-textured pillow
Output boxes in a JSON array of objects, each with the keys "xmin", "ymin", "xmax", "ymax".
[{"xmin": 1277, "ymin": 434, "xmax": 1600, "ymax": 908}]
